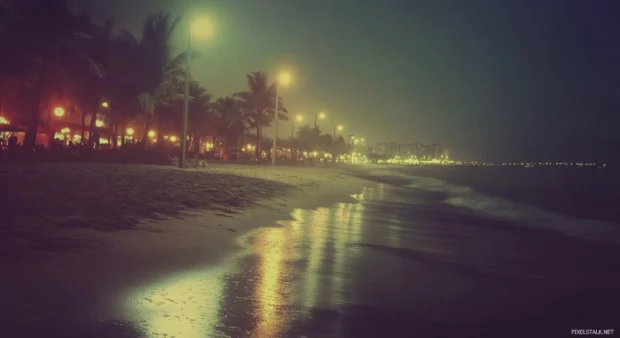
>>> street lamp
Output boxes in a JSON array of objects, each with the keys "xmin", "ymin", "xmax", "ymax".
[
  {"xmin": 181, "ymin": 16, "xmax": 213, "ymax": 168},
  {"xmin": 271, "ymin": 71, "xmax": 292, "ymax": 166},
  {"xmin": 54, "ymin": 107, "xmax": 65, "ymax": 117},
  {"xmin": 315, "ymin": 111, "xmax": 326, "ymax": 129},
  {"xmin": 291, "ymin": 114, "xmax": 303, "ymax": 139},
  {"xmin": 148, "ymin": 130, "xmax": 156, "ymax": 138},
  {"xmin": 291, "ymin": 114, "xmax": 304, "ymax": 163},
  {"xmin": 101, "ymin": 101, "xmax": 109, "ymax": 108},
  {"xmin": 334, "ymin": 124, "xmax": 343, "ymax": 140}
]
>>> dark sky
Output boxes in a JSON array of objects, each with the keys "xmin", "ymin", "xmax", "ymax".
[{"xmin": 74, "ymin": 0, "xmax": 620, "ymax": 162}]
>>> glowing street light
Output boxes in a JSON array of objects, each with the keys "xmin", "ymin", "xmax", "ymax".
[
  {"xmin": 291, "ymin": 114, "xmax": 303, "ymax": 139},
  {"xmin": 334, "ymin": 124, "xmax": 343, "ymax": 140},
  {"xmin": 148, "ymin": 130, "xmax": 156, "ymax": 138},
  {"xmin": 271, "ymin": 71, "xmax": 292, "ymax": 166},
  {"xmin": 101, "ymin": 101, "xmax": 109, "ymax": 108},
  {"xmin": 170, "ymin": 136, "xmax": 178, "ymax": 142},
  {"xmin": 54, "ymin": 107, "xmax": 65, "ymax": 117},
  {"xmin": 0, "ymin": 116, "xmax": 8, "ymax": 125},
  {"xmin": 279, "ymin": 72, "xmax": 292, "ymax": 86},
  {"xmin": 95, "ymin": 120, "xmax": 104, "ymax": 127},
  {"xmin": 126, "ymin": 127, "xmax": 134, "ymax": 136},
  {"xmin": 315, "ymin": 112, "xmax": 326, "ymax": 128},
  {"xmin": 181, "ymin": 15, "xmax": 214, "ymax": 168}
]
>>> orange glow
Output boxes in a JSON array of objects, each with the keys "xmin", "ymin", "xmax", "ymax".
[
  {"xmin": 0, "ymin": 116, "xmax": 8, "ymax": 124},
  {"xmin": 54, "ymin": 107, "xmax": 65, "ymax": 117},
  {"xmin": 126, "ymin": 128, "xmax": 134, "ymax": 136}
]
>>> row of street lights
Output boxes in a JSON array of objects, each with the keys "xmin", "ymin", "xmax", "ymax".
[{"xmin": 49, "ymin": 15, "xmax": 362, "ymax": 166}]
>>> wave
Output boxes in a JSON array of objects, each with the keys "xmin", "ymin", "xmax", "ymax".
[{"xmin": 363, "ymin": 169, "xmax": 620, "ymax": 246}]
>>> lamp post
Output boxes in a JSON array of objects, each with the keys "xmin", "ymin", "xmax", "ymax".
[
  {"xmin": 292, "ymin": 115, "xmax": 303, "ymax": 163},
  {"xmin": 180, "ymin": 17, "xmax": 212, "ymax": 168},
  {"xmin": 292, "ymin": 114, "xmax": 303, "ymax": 139},
  {"xmin": 334, "ymin": 124, "xmax": 343, "ymax": 141},
  {"xmin": 348, "ymin": 134, "xmax": 355, "ymax": 163},
  {"xmin": 313, "ymin": 112, "xmax": 325, "ymax": 151},
  {"xmin": 314, "ymin": 111, "xmax": 326, "ymax": 129},
  {"xmin": 271, "ymin": 72, "xmax": 292, "ymax": 166}
]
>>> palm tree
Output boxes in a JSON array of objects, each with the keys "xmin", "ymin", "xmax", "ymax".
[
  {"xmin": 119, "ymin": 12, "xmax": 188, "ymax": 149},
  {"xmin": 297, "ymin": 125, "xmax": 316, "ymax": 151},
  {"xmin": 234, "ymin": 72, "xmax": 288, "ymax": 159},
  {"xmin": 187, "ymin": 81, "xmax": 212, "ymax": 154},
  {"xmin": 0, "ymin": 0, "xmax": 99, "ymax": 149},
  {"xmin": 82, "ymin": 17, "xmax": 119, "ymax": 146},
  {"xmin": 212, "ymin": 97, "xmax": 250, "ymax": 156}
]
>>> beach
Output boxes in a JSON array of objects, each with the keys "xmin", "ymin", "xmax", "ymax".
[
  {"xmin": 1, "ymin": 163, "xmax": 619, "ymax": 337},
  {"xmin": 0, "ymin": 163, "xmax": 366, "ymax": 337}
]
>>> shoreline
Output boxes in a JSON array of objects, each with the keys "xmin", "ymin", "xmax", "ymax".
[{"xmin": 0, "ymin": 163, "xmax": 371, "ymax": 336}]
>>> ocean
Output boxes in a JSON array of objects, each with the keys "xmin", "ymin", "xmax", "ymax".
[{"xmin": 355, "ymin": 165, "xmax": 620, "ymax": 245}]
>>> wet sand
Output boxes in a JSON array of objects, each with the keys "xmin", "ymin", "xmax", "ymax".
[
  {"xmin": 0, "ymin": 163, "xmax": 365, "ymax": 337},
  {"xmin": 2, "ymin": 164, "xmax": 619, "ymax": 337}
]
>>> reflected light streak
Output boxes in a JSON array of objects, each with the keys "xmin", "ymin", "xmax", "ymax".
[
  {"xmin": 254, "ymin": 228, "xmax": 287, "ymax": 337},
  {"xmin": 330, "ymin": 203, "xmax": 354, "ymax": 306},
  {"xmin": 303, "ymin": 207, "xmax": 330, "ymax": 310},
  {"xmin": 350, "ymin": 203, "xmax": 365, "ymax": 245}
]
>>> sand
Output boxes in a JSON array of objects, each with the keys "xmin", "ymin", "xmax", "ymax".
[{"xmin": 0, "ymin": 162, "xmax": 369, "ymax": 336}]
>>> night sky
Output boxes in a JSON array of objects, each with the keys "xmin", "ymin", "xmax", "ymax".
[{"xmin": 75, "ymin": 0, "xmax": 620, "ymax": 162}]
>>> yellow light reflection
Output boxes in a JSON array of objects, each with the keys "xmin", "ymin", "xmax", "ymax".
[
  {"xmin": 303, "ymin": 207, "xmax": 330, "ymax": 310},
  {"xmin": 330, "ymin": 202, "xmax": 353, "ymax": 306},
  {"xmin": 126, "ymin": 268, "xmax": 225, "ymax": 338},
  {"xmin": 253, "ymin": 227, "xmax": 289, "ymax": 337},
  {"xmin": 350, "ymin": 203, "xmax": 365, "ymax": 245}
]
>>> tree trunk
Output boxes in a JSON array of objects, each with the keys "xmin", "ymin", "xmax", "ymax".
[
  {"xmin": 141, "ymin": 113, "xmax": 152, "ymax": 148},
  {"xmin": 79, "ymin": 106, "xmax": 85, "ymax": 141},
  {"xmin": 120, "ymin": 121, "xmax": 126, "ymax": 146},
  {"xmin": 255, "ymin": 126, "xmax": 261, "ymax": 160},
  {"xmin": 88, "ymin": 105, "xmax": 98, "ymax": 147},
  {"xmin": 156, "ymin": 117, "xmax": 164, "ymax": 151},
  {"xmin": 112, "ymin": 125, "xmax": 118, "ymax": 149},
  {"xmin": 24, "ymin": 52, "xmax": 50, "ymax": 150}
]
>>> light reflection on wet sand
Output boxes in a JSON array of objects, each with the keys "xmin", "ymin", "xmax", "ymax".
[
  {"xmin": 125, "ymin": 267, "xmax": 226, "ymax": 337},
  {"xmin": 125, "ymin": 185, "xmax": 372, "ymax": 337},
  {"xmin": 123, "ymin": 182, "xmax": 620, "ymax": 337}
]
